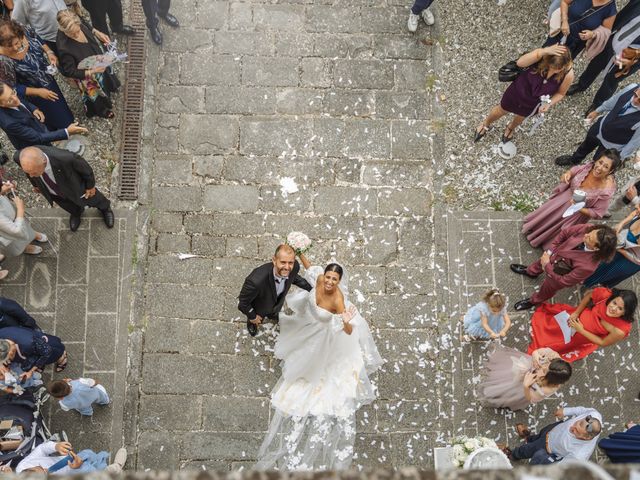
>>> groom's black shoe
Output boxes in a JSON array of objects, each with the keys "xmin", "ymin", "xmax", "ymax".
[
  {"xmin": 514, "ymin": 299, "xmax": 535, "ymax": 311},
  {"xmin": 510, "ymin": 263, "xmax": 538, "ymax": 279},
  {"xmin": 247, "ymin": 319, "xmax": 258, "ymax": 337}
]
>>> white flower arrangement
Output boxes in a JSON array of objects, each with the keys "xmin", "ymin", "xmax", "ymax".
[
  {"xmin": 286, "ymin": 232, "xmax": 312, "ymax": 255},
  {"xmin": 450, "ymin": 436, "xmax": 498, "ymax": 468}
]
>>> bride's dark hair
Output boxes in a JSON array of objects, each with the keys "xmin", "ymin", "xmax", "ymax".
[{"xmin": 324, "ymin": 263, "xmax": 343, "ymax": 279}]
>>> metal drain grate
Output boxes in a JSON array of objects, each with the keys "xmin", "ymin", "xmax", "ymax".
[{"xmin": 117, "ymin": 0, "xmax": 147, "ymax": 200}]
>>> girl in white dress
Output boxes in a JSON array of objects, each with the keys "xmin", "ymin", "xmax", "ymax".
[{"xmin": 255, "ymin": 253, "xmax": 384, "ymax": 471}]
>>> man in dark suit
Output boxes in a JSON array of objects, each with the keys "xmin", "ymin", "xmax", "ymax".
[
  {"xmin": 79, "ymin": 0, "xmax": 135, "ymax": 36},
  {"xmin": 141, "ymin": 0, "xmax": 179, "ymax": 46},
  {"xmin": 510, "ymin": 224, "xmax": 617, "ymax": 311},
  {"xmin": 238, "ymin": 244, "xmax": 313, "ymax": 336},
  {"xmin": 15, "ymin": 146, "xmax": 114, "ymax": 232},
  {"xmin": 0, "ymin": 82, "xmax": 87, "ymax": 150}
]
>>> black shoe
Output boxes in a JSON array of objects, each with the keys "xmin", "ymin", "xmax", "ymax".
[
  {"xmin": 149, "ymin": 26, "xmax": 163, "ymax": 45},
  {"xmin": 554, "ymin": 154, "xmax": 579, "ymax": 167},
  {"xmin": 101, "ymin": 208, "xmax": 115, "ymax": 229},
  {"xmin": 584, "ymin": 104, "xmax": 597, "ymax": 118},
  {"xmin": 566, "ymin": 83, "xmax": 584, "ymax": 96},
  {"xmin": 510, "ymin": 263, "xmax": 538, "ymax": 279},
  {"xmin": 113, "ymin": 24, "xmax": 135, "ymax": 35},
  {"xmin": 514, "ymin": 299, "xmax": 535, "ymax": 311},
  {"xmin": 160, "ymin": 12, "xmax": 180, "ymax": 28},
  {"xmin": 69, "ymin": 215, "xmax": 81, "ymax": 232},
  {"xmin": 473, "ymin": 124, "xmax": 489, "ymax": 143},
  {"xmin": 247, "ymin": 319, "xmax": 258, "ymax": 337}
]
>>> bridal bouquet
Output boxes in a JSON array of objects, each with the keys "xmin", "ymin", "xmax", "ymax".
[
  {"xmin": 286, "ymin": 232, "xmax": 312, "ymax": 255},
  {"xmin": 450, "ymin": 436, "xmax": 499, "ymax": 468}
]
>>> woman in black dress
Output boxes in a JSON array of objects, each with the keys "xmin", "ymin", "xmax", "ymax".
[{"xmin": 56, "ymin": 9, "xmax": 120, "ymax": 119}]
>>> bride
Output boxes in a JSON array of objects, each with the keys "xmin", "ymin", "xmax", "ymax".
[{"xmin": 255, "ymin": 252, "xmax": 384, "ymax": 471}]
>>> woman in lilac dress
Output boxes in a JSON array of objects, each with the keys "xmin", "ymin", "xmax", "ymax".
[
  {"xmin": 523, "ymin": 149, "xmax": 620, "ymax": 250},
  {"xmin": 475, "ymin": 45, "xmax": 573, "ymax": 144}
]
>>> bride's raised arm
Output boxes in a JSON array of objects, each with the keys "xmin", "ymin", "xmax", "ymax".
[{"xmin": 298, "ymin": 252, "xmax": 312, "ymax": 270}]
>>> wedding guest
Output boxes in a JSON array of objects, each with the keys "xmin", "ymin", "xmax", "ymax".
[
  {"xmin": 48, "ymin": 377, "xmax": 110, "ymax": 416},
  {"xmin": 479, "ymin": 346, "xmax": 571, "ymax": 411},
  {"xmin": 511, "ymin": 223, "xmax": 617, "ymax": 311},
  {"xmin": 56, "ymin": 10, "xmax": 120, "ymax": 119},
  {"xmin": 528, "ymin": 286, "xmax": 636, "ymax": 361},
  {"xmin": 566, "ymin": 0, "xmax": 640, "ymax": 115},
  {"xmin": 543, "ymin": 0, "xmax": 617, "ymax": 59},
  {"xmin": 15, "ymin": 441, "xmax": 127, "ymax": 474},
  {"xmin": 0, "ymin": 19, "xmax": 74, "ymax": 130},
  {"xmin": 507, "ymin": 406, "xmax": 602, "ymax": 464},
  {"xmin": 585, "ymin": 204, "xmax": 640, "ymax": 288},
  {"xmin": 555, "ymin": 83, "xmax": 640, "ymax": 166},
  {"xmin": 523, "ymin": 149, "xmax": 620, "ymax": 250},
  {"xmin": 80, "ymin": 0, "xmax": 134, "ymax": 36},
  {"xmin": 606, "ymin": 161, "xmax": 640, "ymax": 215},
  {"xmin": 11, "ymin": 0, "xmax": 67, "ymax": 53},
  {"xmin": 238, "ymin": 244, "xmax": 312, "ymax": 337},
  {"xmin": 462, "ymin": 287, "xmax": 511, "ymax": 341},
  {"xmin": 406, "ymin": 0, "xmax": 434, "ymax": 33},
  {"xmin": 599, "ymin": 422, "xmax": 640, "ymax": 463},
  {"xmin": 474, "ymin": 45, "xmax": 573, "ymax": 144},
  {"xmin": 141, "ymin": 0, "xmax": 178, "ymax": 46},
  {"xmin": 0, "ymin": 81, "xmax": 87, "ymax": 148},
  {"xmin": 0, "ymin": 296, "xmax": 39, "ymax": 328},
  {"xmin": 0, "ymin": 180, "xmax": 47, "ymax": 256},
  {"xmin": 16, "ymin": 146, "xmax": 114, "ymax": 232},
  {"xmin": 0, "ymin": 326, "xmax": 67, "ymax": 374}
]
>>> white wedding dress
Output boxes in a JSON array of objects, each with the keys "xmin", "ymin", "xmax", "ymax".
[{"xmin": 255, "ymin": 266, "xmax": 384, "ymax": 471}]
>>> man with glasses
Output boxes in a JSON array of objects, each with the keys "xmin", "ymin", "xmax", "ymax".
[
  {"xmin": 556, "ymin": 83, "xmax": 640, "ymax": 166},
  {"xmin": 506, "ymin": 406, "xmax": 602, "ymax": 464}
]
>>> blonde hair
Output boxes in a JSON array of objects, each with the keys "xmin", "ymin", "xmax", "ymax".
[
  {"xmin": 56, "ymin": 9, "xmax": 82, "ymax": 35},
  {"xmin": 482, "ymin": 288, "xmax": 506, "ymax": 310}
]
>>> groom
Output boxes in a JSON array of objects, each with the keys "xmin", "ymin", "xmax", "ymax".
[{"xmin": 238, "ymin": 244, "xmax": 312, "ymax": 336}]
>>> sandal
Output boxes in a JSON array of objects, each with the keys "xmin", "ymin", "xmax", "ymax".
[
  {"xmin": 55, "ymin": 352, "xmax": 68, "ymax": 372},
  {"xmin": 474, "ymin": 123, "xmax": 491, "ymax": 143},
  {"xmin": 24, "ymin": 245, "xmax": 42, "ymax": 255},
  {"xmin": 502, "ymin": 125, "xmax": 515, "ymax": 143},
  {"xmin": 34, "ymin": 233, "xmax": 48, "ymax": 243},
  {"xmin": 515, "ymin": 423, "xmax": 531, "ymax": 439},
  {"xmin": 104, "ymin": 111, "xmax": 115, "ymax": 119}
]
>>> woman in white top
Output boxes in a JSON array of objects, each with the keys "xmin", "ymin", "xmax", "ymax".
[{"xmin": 0, "ymin": 181, "xmax": 46, "ymax": 258}]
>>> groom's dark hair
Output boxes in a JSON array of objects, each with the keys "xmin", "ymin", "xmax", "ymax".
[
  {"xmin": 274, "ymin": 244, "xmax": 295, "ymax": 257},
  {"xmin": 325, "ymin": 263, "xmax": 343, "ymax": 279}
]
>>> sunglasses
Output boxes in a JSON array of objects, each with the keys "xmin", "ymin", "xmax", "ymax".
[{"xmin": 585, "ymin": 415, "xmax": 596, "ymax": 434}]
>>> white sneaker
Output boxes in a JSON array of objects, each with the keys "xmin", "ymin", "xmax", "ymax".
[
  {"xmin": 421, "ymin": 7, "xmax": 435, "ymax": 25},
  {"xmin": 113, "ymin": 448, "xmax": 127, "ymax": 468},
  {"xmin": 407, "ymin": 12, "xmax": 419, "ymax": 32}
]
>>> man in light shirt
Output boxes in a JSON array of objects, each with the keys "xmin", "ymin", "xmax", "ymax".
[{"xmin": 508, "ymin": 406, "xmax": 602, "ymax": 464}]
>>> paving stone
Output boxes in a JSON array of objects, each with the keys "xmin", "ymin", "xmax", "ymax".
[
  {"xmin": 232, "ymin": 355, "xmax": 277, "ymax": 396},
  {"xmin": 85, "ymin": 313, "xmax": 117, "ymax": 370},
  {"xmin": 323, "ymin": 89, "xmax": 375, "ymax": 117},
  {"xmin": 213, "ymin": 31, "xmax": 274, "ymax": 56},
  {"xmin": 305, "ymin": 6, "xmax": 361, "ymax": 33},
  {"xmin": 154, "ymin": 160, "xmax": 193, "ymax": 185},
  {"xmin": 87, "ymin": 258, "xmax": 119, "ymax": 312},
  {"xmin": 334, "ymin": 59, "xmax": 394, "ymax": 90},
  {"xmin": 156, "ymin": 233, "xmax": 191, "ymax": 253},
  {"xmin": 391, "ymin": 120, "xmax": 433, "ymax": 160},
  {"xmin": 281, "ymin": 157, "xmax": 337, "ymax": 185},
  {"xmin": 162, "ymin": 28, "xmax": 212, "ymax": 53},
  {"xmin": 313, "ymin": 34, "xmax": 373, "ymax": 58},
  {"xmin": 226, "ymin": 237, "xmax": 259, "ymax": 258},
  {"xmin": 393, "ymin": 60, "xmax": 430, "ymax": 91},
  {"xmin": 223, "ymin": 155, "xmax": 280, "ymax": 184},
  {"xmin": 334, "ymin": 158, "xmax": 362, "ymax": 183},
  {"xmin": 345, "ymin": 119, "xmax": 391, "ymax": 158},
  {"xmin": 259, "ymin": 186, "xmax": 314, "ymax": 213},
  {"xmin": 146, "ymin": 284, "xmax": 223, "ymax": 319},
  {"xmin": 203, "ymin": 185, "xmax": 260, "ymax": 212},
  {"xmin": 25, "ymin": 257, "xmax": 57, "ymax": 312},
  {"xmin": 137, "ymin": 431, "xmax": 180, "ymax": 470},
  {"xmin": 153, "ymin": 127, "xmax": 180, "ymax": 154},
  {"xmin": 57, "ymin": 230, "xmax": 88, "ymax": 283},
  {"xmin": 195, "ymin": 1, "xmax": 228, "ymax": 29},
  {"xmin": 180, "ymin": 115, "xmax": 239, "ymax": 154},
  {"xmin": 55, "ymin": 286, "xmax": 87, "ymax": 342},
  {"xmin": 158, "ymin": 86, "xmax": 205, "ymax": 114},
  {"xmin": 152, "ymin": 212, "xmax": 184, "ymax": 233},
  {"xmin": 192, "ymin": 235, "xmax": 226, "ymax": 256},
  {"xmin": 147, "ymin": 255, "xmax": 215, "ymax": 284},
  {"xmin": 390, "ymin": 432, "xmax": 435, "ymax": 467},
  {"xmin": 374, "ymin": 35, "xmax": 431, "ymax": 60},
  {"xmin": 314, "ymin": 186, "xmax": 378, "ymax": 216},
  {"xmin": 239, "ymin": 117, "xmax": 313, "ymax": 156},
  {"xmin": 228, "ymin": 2, "xmax": 254, "ymax": 30},
  {"xmin": 180, "ymin": 432, "xmax": 263, "ymax": 460},
  {"xmin": 375, "ymin": 91, "xmax": 432, "ymax": 120},
  {"xmin": 385, "ymin": 266, "xmax": 433, "ymax": 295},
  {"xmin": 180, "ymin": 53, "xmax": 241, "ymax": 86},
  {"xmin": 274, "ymin": 32, "xmax": 315, "ymax": 57},
  {"xmin": 202, "ymin": 396, "xmax": 270, "ymax": 432},
  {"xmin": 253, "ymin": 5, "xmax": 305, "ymax": 31},
  {"xmin": 206, "ymin": 87, "xmax": 276, "ymax": 116},
  {"xmin": 158, "ymin": 53, "xmax": 180, "ymax": 85},
  {"xmin": 185, "ymin": 213, "xmax": 265, "ymax": 236},
  {"xmin": 359, "ymin": 7, "xmax": 408, "ymax": 34},
  {"xmin": 139, "ymin": 395, "xmax": 202, "ymax": 431},
  {"xmin": 193, "ymin": 155, "xmax": 224, "ymax": 180},
  {"xmin": 275, "ymin": 88, "xmax": 323, "ymax": 115},
  {"xmin": 152, "ymin": 186, "xmax": 203, "ymax": 212},
  {"xmin": 242, "ymin": 57, "xmax": 300, "ymax": 87},
  {"xmin": 378, "ymin": 188, "xmax": 430, "ymax": 216},
  {"xmin": 362, "ymin": 161, "xmax": 431, "ymax": 187},
  {"xmin": 142, "ymin": 353, "xmax": 235, "ymax": 394},
  {"xmin": 312, "ymin": 117, "xmax": 347, "ymax": 157},
  {"xmin": 300, "ymin": 58, "xmax": 332, "ymax": 88},
  {"xmin": 352, "ymin": 433, "xmax": 393, "ymax": 468}
]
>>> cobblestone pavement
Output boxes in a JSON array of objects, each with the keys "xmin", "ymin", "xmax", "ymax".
[
  {"xmin": 131, "ymin": 0, "xmax": 441, "ymax": 471},
  {"xmin": 0, "ymin": 208, "xmax": 135, "ymax": 455}
]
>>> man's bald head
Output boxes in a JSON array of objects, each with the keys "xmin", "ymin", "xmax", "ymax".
[{"xmin": 19, "ymin": 147, "xmax": 47, "ymax": 177}]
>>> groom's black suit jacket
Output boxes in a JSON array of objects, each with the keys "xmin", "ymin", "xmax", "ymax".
[{"xmin": 238, "ymin": 261, "xmax": 312, "ymax": 321}]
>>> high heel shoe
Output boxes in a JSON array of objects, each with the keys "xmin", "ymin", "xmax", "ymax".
[
  {"xmin": 474, "ymin": 124, "xmax": 490, "ymax": 143},
  {"xmin": 501, "ymin": 125, "xmax": 515, "ymax": 143}
]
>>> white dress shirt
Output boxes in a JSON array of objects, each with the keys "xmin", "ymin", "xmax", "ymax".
[
  {"xmin": 273, "ymin": 270, "xmax": 288, "ymax": 297},
  {"xmin": 547, "ymin": 406, "xmax": 602, "ymax": 462},
  {"xmin": 15, "ymin": 441, "xmax": 72, "ymax": 474}
]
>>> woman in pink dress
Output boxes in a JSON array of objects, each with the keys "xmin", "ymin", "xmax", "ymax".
[
  {"xmin": 479, "ymin": 346, "xmax": 572, "ymax": 411},
  {"xmin": 523, "ymin": 149, "xmax": 620, "ymax": 250}
]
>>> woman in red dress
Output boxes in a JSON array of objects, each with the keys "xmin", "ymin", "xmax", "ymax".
[{"xmin": 528, "ymin": 287, "xmax": 637, "ymax": 362}]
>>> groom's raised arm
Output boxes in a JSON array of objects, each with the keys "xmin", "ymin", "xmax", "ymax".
[
  {"xmin": 238, "ymin": 276, "xmax": 259, "ymax": 320},
  {"xmin": 293, "ymin": 274, "xmax": 312, "ymax": 292}
]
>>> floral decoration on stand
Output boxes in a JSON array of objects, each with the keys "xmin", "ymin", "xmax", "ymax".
[
  {"xmin": 450, "ymin": 436, "xmax": 511, "ymax": 468},
  {"xmin": 286, "ymin": 232, "xmax": 312, "ymax": 256}
]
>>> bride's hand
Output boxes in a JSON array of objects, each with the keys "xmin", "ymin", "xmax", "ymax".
[{"xmin": 341, "ymin": 305, "xmax": 357, "ymax": 323}]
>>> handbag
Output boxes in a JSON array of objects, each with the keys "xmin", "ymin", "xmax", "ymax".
[
  {"xmin": 498, "ymin": 60, "xmax": 524, "ymax": 82},
  {"xmin": 548, "ymin": 0, "xmax": 614, "ymax": 37},
  {"xmin": 552, "ymin": 258, "xmax": 573, "ymax": 275},
  {"xmin": 614, "ymin": 47, "xmax": 640, "ymax": 78}
]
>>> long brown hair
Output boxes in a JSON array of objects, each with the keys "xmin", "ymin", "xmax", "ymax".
[{"xmin": 532, "ymin": 49, "xmax": 572, "ymax": 82}]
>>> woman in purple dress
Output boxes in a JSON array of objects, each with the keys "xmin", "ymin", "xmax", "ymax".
[
  {"xmin": 474, "ymin": 45, "xmax": 573, "ymax": 144},
  {"xmin": 523, "ymin": 148, "xmax": 620, "ymax": 250}
]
